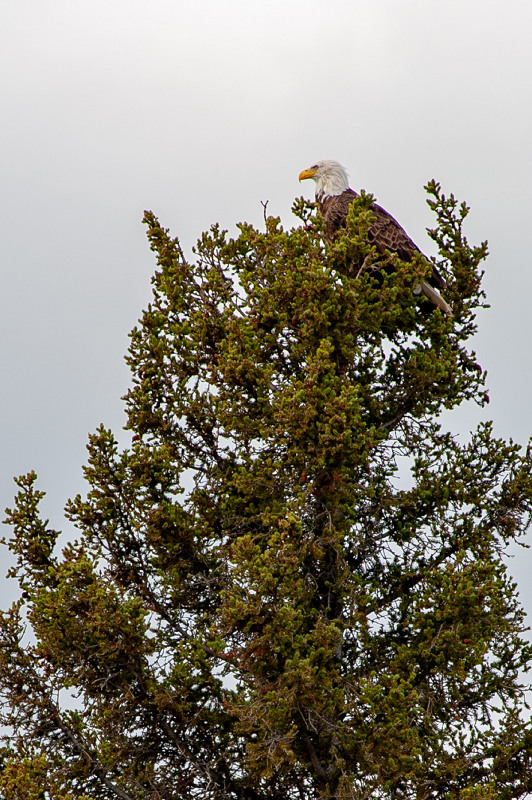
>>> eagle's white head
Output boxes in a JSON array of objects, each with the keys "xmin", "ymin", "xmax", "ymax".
[{"xmin": 298, "ymin": 159, "xmax": 350, "ymax": 199}]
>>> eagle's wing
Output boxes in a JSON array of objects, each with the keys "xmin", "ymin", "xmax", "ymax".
[
  {"xmin": 368, "ymin": 202, "xmax": 447, "ymax": 291},
  {"xmin": 320, "ymin": 191, "xmax": 446, "ymax": 292}
]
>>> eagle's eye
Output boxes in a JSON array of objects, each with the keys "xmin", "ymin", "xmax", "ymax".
[{"xmin": 311, "ymin": 164, "xmax": 319, "ymax": 170}]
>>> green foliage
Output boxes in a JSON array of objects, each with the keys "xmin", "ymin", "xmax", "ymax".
[{"xmin": 1, "ymin": 185, "xmax": 531, "ymax": 800}]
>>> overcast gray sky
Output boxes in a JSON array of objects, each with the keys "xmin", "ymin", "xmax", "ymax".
[{"xmin": 1, "ymin": 1, "xmax": 531, "ymax": 630}]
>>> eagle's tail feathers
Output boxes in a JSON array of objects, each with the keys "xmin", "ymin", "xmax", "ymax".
[{"xmin": 417, "ymin": 280, "xmax": 453, "ymax": 317}]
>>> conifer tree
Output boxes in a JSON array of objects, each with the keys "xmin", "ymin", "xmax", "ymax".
[{"xmin": 1, "ymin": 185, "xmax": 531, "ymax": 800}]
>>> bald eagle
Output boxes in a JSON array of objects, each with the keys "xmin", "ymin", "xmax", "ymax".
[{"xmin": 299, "ymin": 160, "xmax": 452, "ymax": 317}]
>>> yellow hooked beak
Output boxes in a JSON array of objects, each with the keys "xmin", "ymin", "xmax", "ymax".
[{"xmin": 298, "ymin": 167, "xmax": 317, "ymax": 182}]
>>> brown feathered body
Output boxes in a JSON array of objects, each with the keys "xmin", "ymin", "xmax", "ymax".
[
  {"xmin": 319, "ymin": 188, "xmax": 448, "ymax": 293},
  {"xmin": 298, "ymin": 160, "xmax": 452, "ymax": 315}
]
